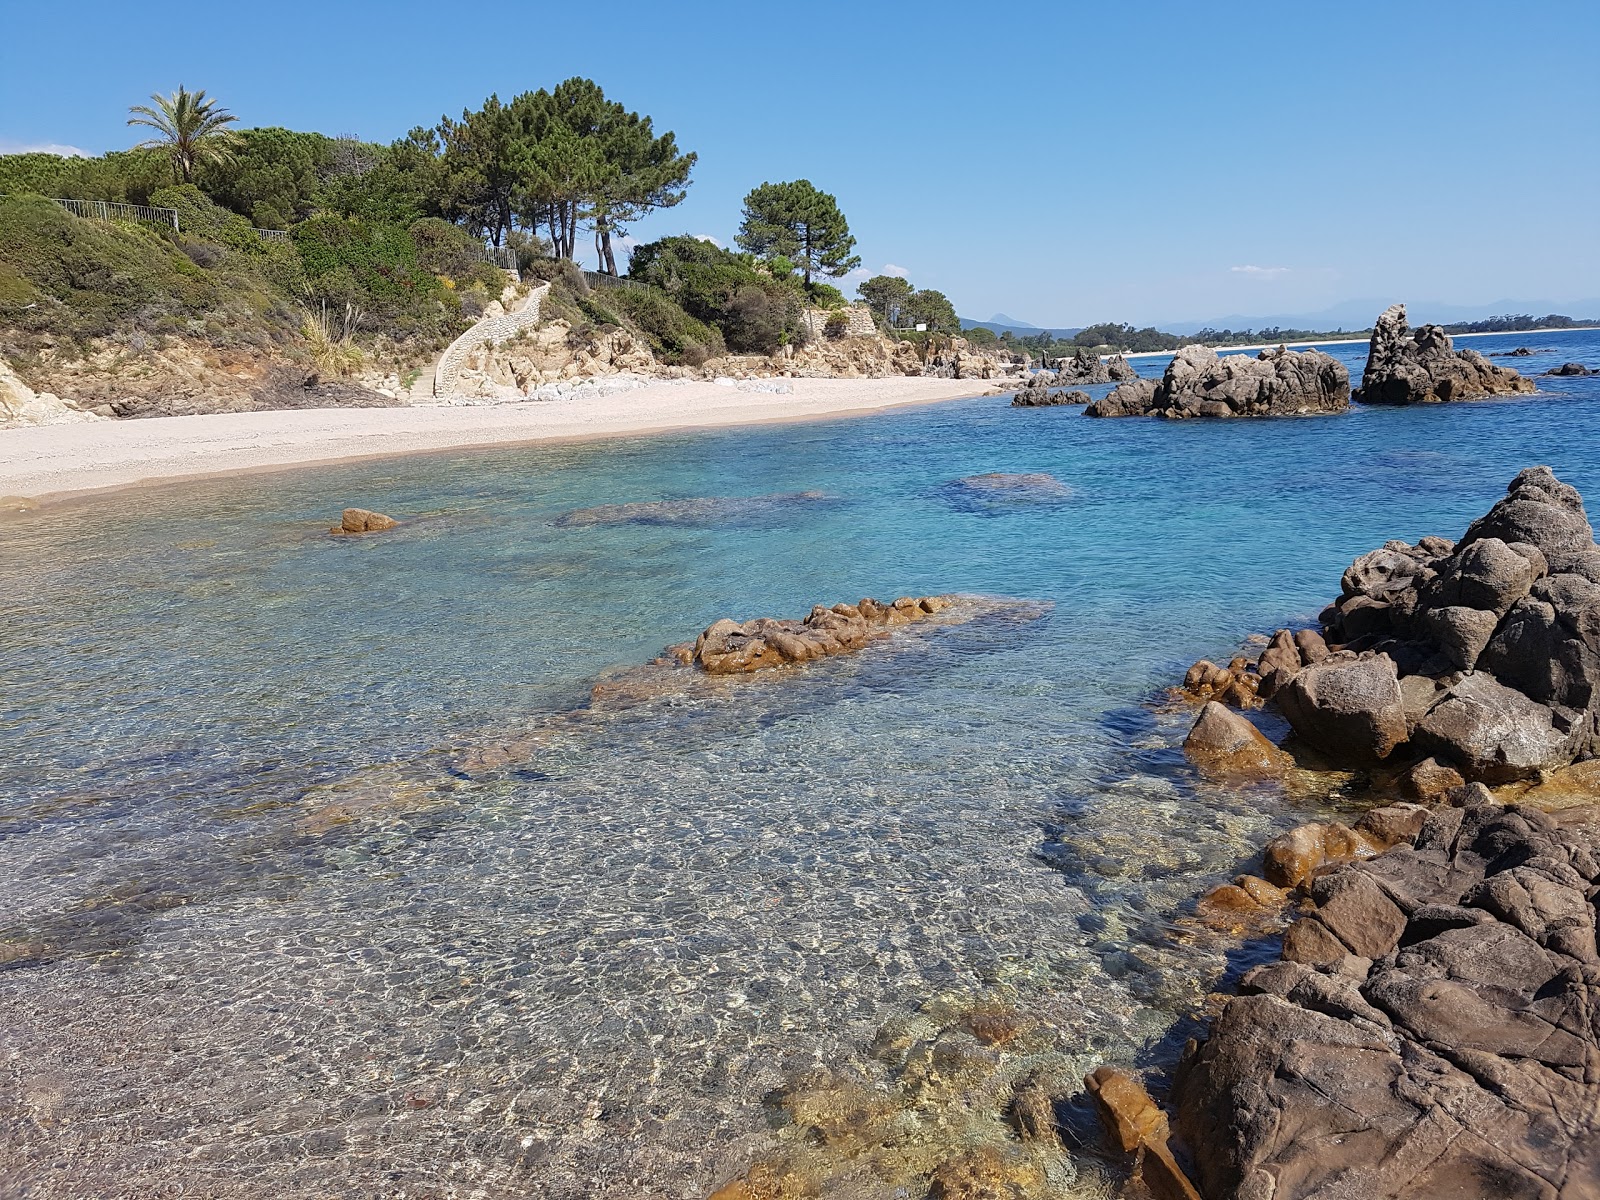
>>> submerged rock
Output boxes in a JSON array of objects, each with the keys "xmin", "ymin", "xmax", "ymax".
[
  {"xmin": 676, "ymin": 595, "xmax": 952, "ymax": 675},
  {"xmin": 949, "ymin": 472, "xmax": 1073, "ymax": 503},
  {"xmin": 330, "ymin": 508, "xmax": 398, "ymax": 535},
  {"xmin": 1354, "ymin": 303, "xmax": 1536, "ymax": 404},
  {"xmin": 552, "ymin": 490, "xmax": 832, "ymax": 528},
  {"xmin": 1174, "ymin": 802, "xmax": 1600, "ymax": 1200},
  {"xmin": 1085, "ymin": 345, "xmax": 1349, "ymax": 418}
]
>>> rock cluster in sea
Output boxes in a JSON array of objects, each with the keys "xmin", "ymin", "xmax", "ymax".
[
  {"xmin": 1085, "ymin": 344, "xmax": 1349, "ymax": 419},
  {"xmin": 1354, "ymin": 303, "xmax": 1536, "ymax": 404},
  {"xmin": 551, "ymin": 491, "xmax": 832, "ymax": 528},
  {"xmin": 1052, "ymin": 348, "xmax": 1139, "ymax": 385},
  {"xmin": 1010, "ymin": 376, "xmax": 1090, "ymax": 407},
  {"xmin": 1173, "ymin": 800, "xmax": 1600, "ymax": 1199},
  {"xmin": 1282, "ymin": 467, "xmax": 1600, "ymax": 782},
  {"xmin": 664, "ymin": 595, "xmax": 952, "ymax": 674}
]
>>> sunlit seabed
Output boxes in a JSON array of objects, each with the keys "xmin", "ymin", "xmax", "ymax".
[{"xmin": 0, "ymin": 331, "xmax": 1597, "ymax": 1198}]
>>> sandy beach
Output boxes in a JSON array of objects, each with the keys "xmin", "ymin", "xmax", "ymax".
[{"xmin": 0, "ymin": 375, "xmax": 1003, "ymax": 505}]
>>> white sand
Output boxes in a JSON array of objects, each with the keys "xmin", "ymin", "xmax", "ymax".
[{"xmin": 0, "ymin": 376, "xmax": 1004, "ymax": 505}]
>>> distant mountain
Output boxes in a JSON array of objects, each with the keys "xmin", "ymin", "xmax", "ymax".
[
  {"xmin": 961, "ymin": 316, "xmax": 1083, "ymax": 339},
  {"xmin": 1158, "ymin": 298, "xmax": 1600, "ymax": 336}
]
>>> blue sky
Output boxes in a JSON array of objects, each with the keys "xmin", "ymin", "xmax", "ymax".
[{"xmin": 3, "ymin": 0, "xmax": 1597, "ymax": 327}]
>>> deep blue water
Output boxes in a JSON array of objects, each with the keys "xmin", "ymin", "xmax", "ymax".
[{"xmin": 1, "ymin": 328, "xmax": 1596, "ymax": 1198}]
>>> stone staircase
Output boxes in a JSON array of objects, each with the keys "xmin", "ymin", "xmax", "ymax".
[{"xmin": 407, "ymin": 282, "xmax": 551, "ymax": 403}]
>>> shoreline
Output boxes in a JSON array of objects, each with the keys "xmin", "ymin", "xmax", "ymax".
[
  {"xmin": 0, "ymin": 376, "xmax": 1002, "ymax": 509},
  {"xmin": 1119, "ymin": 324, "xmax": 1600, "ymax": 358}
]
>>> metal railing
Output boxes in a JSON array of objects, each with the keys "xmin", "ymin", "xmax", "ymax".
[
  {"xmin": 583, "ymin": 269, "xmax": 647, "ymax": 292},
  {"xmin": 476, "ymin": 244, "xmax": 519, "ymax": 271},
  {"xmin": 256, "ymin": 227, "xmax": 291, "ymax": 243},
  {"xmin": 48, "ymin": 197, "xmax": 179, "ymax": 231}
]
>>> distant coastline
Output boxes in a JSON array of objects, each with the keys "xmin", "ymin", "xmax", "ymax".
[{"xmin": 1119, "ymin": 325, "xmax": 1600, "ymax": 359}]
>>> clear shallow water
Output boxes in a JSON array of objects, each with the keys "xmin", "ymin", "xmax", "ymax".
[{"xmin": 1, "ymin": 329, "xmax": 1598, "ymax": 1198}]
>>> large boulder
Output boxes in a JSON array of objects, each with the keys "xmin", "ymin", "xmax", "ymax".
[
  {"xmin": 1354, "ymin": 303, "xmax": 1536, "ymax": 404},
  {"xmin": 1173, "ymin": 803, "xmax": 1600, "ymax": 1200},
  {"xmin": 1182, "ymin": 702, "xmax": 1293, "ymax": 779},
  {"xmin": 1085, "ymin": 377, "xmax": 1158, "ymax": 418},
  {"xmin": 1276, "ymin": 654, "xmax": 1408, "ymax": 763},
  {"xmin": 1084, "ymin": 344, "xmax": 1348, "ymax": 418},
  {"xmin": 1302, "ymin": 467, "xmax": 1600, "ymax": 781}
]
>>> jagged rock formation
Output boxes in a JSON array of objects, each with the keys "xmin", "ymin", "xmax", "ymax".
[
  {"xmin": 1085, "ymin": 345, "xmax": 1349, "ymax": 418},
  {"xmin": 1264, "ymin": 467, "xmax": 1600, "ymax": 782},
  {"xmin": 1010, "ymin": 375, "xmax": 1090, "ymax": 406},
  {"xmin": 1549, "ymin": 362, "xmax": 1596, "ymax": 376},
  {"xmin": 1354, "ymin": 304, "xmax": 1536, "ymax": 404},
  {"xmin": 665, "ymin": 595, "xmax": 952, "ymax": 674},
  {"xmin": 1174, "ymin": 801, "xmax": 1600, "ymax": 1200},
  {"xmin": 1050, "ymin": 348, "xmax": 1139, "ymax": 385}
]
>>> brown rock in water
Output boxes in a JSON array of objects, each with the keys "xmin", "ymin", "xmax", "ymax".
[
  {"xmin": 1174, "ymin": 802, "xmax": 1600, "ymax": 1200},
  {"xmin": 687, "ymin": 595, "xmax": 951, "ymax": 675},
  {"xmin": 330, "ymin": 507, "xmax": 398, "ymax": 535},
  {"xmin": 1195, "ymin": 873, "xmax": 1290, "ymax": 932},
  {"xmin": 1260, "ymin": 821, "xmax": 1383, "ymax": 889},
  {"xmin": 1399, "ymin": 755, "xmax": 1466, "ymax": 801},
  {"xmin": 1085, "ymin": 1066, "xmax": 1168, "ymax": 1154},
  {"xmin": 1006, "ymin": 1070, "xmax": 1057, "ymax": 1142},
  {"xmin": 1084, "ymin": 1067, "xmax": 1202, "ymax": 1200},
  {"xmin": 1354, "ymin": 303, "xmax": 1537, "ymax": 404},
  {"xmin": 927, "ymin": 1145, "xmax": 1044, "ymax": 1200},
  {"xmin": 1183, "ymin": 702, "xmax": 1292, "ymax": 779}
]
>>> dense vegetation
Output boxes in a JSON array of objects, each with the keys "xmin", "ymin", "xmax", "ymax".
[
  {"xmin": 0, "ymin": 77, "xmax": 914, "ymax": 380},
  {"xmin": 1442, "ymin": 314, "xmax": 1597, "ymax": 334},
  {"xmin": 855, "ymin": 274, "xmax": 960, "ymax": 335}
]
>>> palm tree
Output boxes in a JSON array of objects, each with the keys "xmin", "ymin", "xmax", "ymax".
[{"xmin": 127, "ymin": 86, "xmax": 240, "ymax": 184}]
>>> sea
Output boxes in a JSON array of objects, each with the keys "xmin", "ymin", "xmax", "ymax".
[{"xmin": 2, "ymin": 329, "xmax": 1597, "ymax": 1198}]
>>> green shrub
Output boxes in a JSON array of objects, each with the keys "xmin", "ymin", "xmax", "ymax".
[
  {"xmin": 629, "ymin": 234, "xmax": 802, "ymax": 353},
  {"xmin": 824, "ymin": 311, "xmax": 849, "ymax": 339},
  {"xmin": 807, "ymin": 282, "xmax": 847, "ymax": 310},
  {"xmin": 0, "ymin": 193, "xmax": 236, "ymax": 347},
  {"xmin": 603, "ymin": 285, "xmax": 724, "ymax": 363}
]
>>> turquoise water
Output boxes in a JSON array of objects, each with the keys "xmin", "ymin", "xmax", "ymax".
[{"xmin": 1, "ymin": 329, "xmax": 1597, "ymax": 1197}]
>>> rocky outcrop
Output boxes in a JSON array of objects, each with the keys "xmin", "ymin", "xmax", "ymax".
[
  {"xmin": 1173, "ymin": 801, "xmax": 1600, "ymax": 1200},
  {"xmin": 1010, "ymin": 376, "xmax": 1090, "ymax": 407},
  {"xmin": 1548, "ymin": 362, "xmax": 1596, "ymax": 376},
  {"xmin": 1261, "ymin": 467, "xmax": 1600, "ymax": 782},
  {"xmin": 666, "ymin": 595, "xmax": 952, "ymax": 675},
  {"xmin": 1085, "ymin": 346, "xmax": 1348, "ymax": 418},
  {"xmin": 1051, "ymin": 348, "xmax": 1137, "ymax": 385},
  {"xmin": 0, "ymin": 357, "xmax": 109, "ymax": 427},
  {"xmin": 1354, "ymin": 303, "xmax": 1536, "ymax": 404},
  {"xmin": 329, "ymin": 508, "xmax": 398, "ymax": 535}
]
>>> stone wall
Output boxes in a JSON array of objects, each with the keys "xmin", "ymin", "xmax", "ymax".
[
  {"xmin": 433, "ymin": 283, "xmax": 551, "ymax": 398},
  {"xmin": 798, "ymin": 304, "xmax": 877, "ymax": 341}
]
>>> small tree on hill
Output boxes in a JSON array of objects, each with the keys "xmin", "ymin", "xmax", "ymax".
[
  {"xmin": 127, "ymin": 86, "xmax": 240, "ymax": 184},
  {"xmin": 736, "ymin": 179, "xmax": 861, "ymax": 285}
]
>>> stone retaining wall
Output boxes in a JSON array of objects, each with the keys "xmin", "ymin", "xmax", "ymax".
[
  {"xmin": 799, "ymin": 304, "xmax": 877, "ymax": 341},
  {"xmin": 433, "ymin": 283, "xmax": 551, "ymax": 398}
]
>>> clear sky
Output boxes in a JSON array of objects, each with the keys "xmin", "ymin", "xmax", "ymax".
[{"xmin": 3, "ymin": 0, "xmax": 1596, "ymax": 327}]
